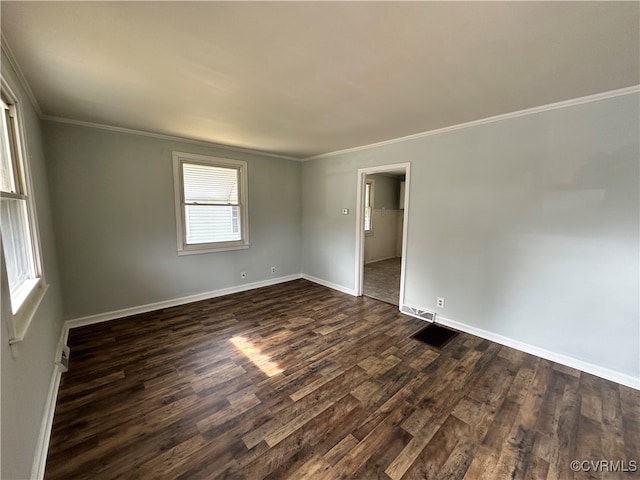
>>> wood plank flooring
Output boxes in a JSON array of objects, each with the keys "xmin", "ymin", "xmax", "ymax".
[
  {"xmin": 45, "ymin": 280, "xmax": 639, "ymax": 479},
  {"xmin": 363, "ymin": 258, "xmax": 401, "ymax": 306}
]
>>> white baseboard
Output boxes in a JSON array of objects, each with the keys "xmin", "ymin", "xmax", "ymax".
[
  {"xmin": 434, "ymin": 314, "xmax": 639, "ymax": 390},
  {"xmin": 30, "ymin": 324, "xmax": 69, "ymax": 480},
  {"xmin": 301, "ymin": 274, "xmax": 357, "ymax": 296},
  {"xmin": 66, "ymin": 274, "xmax": 302, "ymax": 329}
]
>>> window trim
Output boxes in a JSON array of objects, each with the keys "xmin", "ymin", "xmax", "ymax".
[
  {"xmin": 172, "ymin": 152, "xmax": 249, "ymax": 255},
  {"xmin": 364, "ymin": 179, "xmax": 375, "ymax": 235},
  {"xmin": 0, "ymin": 77, "xmax": 48, "ymax": 348}
]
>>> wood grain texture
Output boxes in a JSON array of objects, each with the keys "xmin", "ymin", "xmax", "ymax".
[
  {"xmin": 363, "ymin": 257, "xmax": 401, "ymax": 306},
  {"xmin": 45, "ymin": 280, "xmax": 639, "ymax": 479}
]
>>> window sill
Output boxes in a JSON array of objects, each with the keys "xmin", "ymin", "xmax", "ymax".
[
  {"xmin": 178, "ymin": 244, "xmax": 250, "ymax": 255},
  {"xmin": 11, "ymin": 278, "xmax": 40, "ymax": 313},
  {"xmin": 7, "ymin": 282, "xmax": 49, "ymax": 355}
]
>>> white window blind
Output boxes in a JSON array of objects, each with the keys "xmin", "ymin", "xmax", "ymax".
[
  {"xmin": 183, "ymin": 163, "xmax": 239, "ymax": 205},
  {"xmin": 184, "ymin": 205, "xmax": 240, "ymax": 244}
]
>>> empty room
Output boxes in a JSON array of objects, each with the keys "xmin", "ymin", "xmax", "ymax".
[{"xmin": 1, "ymin": 2, "xmax": 639, "ymax": 479}]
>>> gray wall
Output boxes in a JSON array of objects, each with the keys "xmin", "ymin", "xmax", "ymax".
[
  {"xmin": 301, "ymin": 92, "xmax": 640, "ymax": 379},
  {"xmin": 44, "ymin": 122, "xmax": 302, "ymax": 319},
  {"xmin": 368, "ymin": 173, "xmax": 401, "ymax": 210},
  {"xmin": 1, "ymin": 53, "xmax": 65, "ymax": 479}
]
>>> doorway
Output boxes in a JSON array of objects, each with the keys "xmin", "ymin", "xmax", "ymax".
[{"xmin": 355, "ymin": 163, "xmax": 410, "ymax": 308}]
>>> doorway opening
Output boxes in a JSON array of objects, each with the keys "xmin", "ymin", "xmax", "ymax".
[{"xmin": 355, "ymin": 163, "xmax": 410, "ymax": 309}]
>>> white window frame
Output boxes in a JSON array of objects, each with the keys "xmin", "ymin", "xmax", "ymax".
[
  {"xmin": 0, "ymin": 77, "xmax": 48, "ymax": 349},
  {"xmin": 172, "ymin": 152, "xmax": 249, "ymax": 255}
]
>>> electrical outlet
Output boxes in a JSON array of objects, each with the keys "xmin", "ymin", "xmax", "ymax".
[
  {"xmin": 271, "ymin": 266, "xmax": 276, "ymax": 274},
  {"xmin": 56, "ymin": 345, "xmax": 70, "ymax": 373},
  {"xmin": 241, "ymin": 271, "xmax": 246, "ymax": 279},
  {"xmin": 436, "ymin": 297, "xmax": 445, "ymax": 308}
]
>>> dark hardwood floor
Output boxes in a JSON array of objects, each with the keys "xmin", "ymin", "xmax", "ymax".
[{"xmin": 45, "ymin": 280, "xmax": 639, "ymax": 479}]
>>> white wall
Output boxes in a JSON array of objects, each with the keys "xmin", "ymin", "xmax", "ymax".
[
  {"xmin": 301, "ymin": 91, "xmax": 640, "ymax": 383},
  {"xmin": 44, "ymin": 122, "xmax": 302, "ymax": 320},
  {"xmin": 365, "ymin": 209, "xmax": 401, "ymax": 263},
  {"xmin": 1, "ymin": 51, "xmax": 65, "ymax": 479}
]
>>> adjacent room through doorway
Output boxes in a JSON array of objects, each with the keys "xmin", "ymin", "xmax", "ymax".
[{"xmin": 356, "ymin": 164, "xmax": 409, "ymax": 307}]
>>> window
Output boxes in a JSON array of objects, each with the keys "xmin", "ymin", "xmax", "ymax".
[
  {"xmin": 173, "ymin": 152, "xmax": 249, "ymax": 254},
  {"xmin": 364, "ymin": 179, "xmax": 374, "ymax": 234},
  {"xmin": 1, "ymin": 80, "xmax": 47, "ymax": 345}
]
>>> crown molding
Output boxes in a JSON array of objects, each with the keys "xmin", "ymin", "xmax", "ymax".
[
  {"xmin": 302, "ymin": 85, "xmax": 640, "ymax": 162},
  {"xmin": 42, "ymin": 115, "xmax": 302, "ymax": 162},
  {"xmin": 1, "ymin": 34, "xmax": 44, "ymax": 117}
]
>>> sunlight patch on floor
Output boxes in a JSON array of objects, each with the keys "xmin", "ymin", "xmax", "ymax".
[{"xmin": 230, "ymin": 336, "xmax": 284, "ymax": 377}]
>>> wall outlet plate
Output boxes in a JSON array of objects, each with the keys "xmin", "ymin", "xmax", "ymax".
[
  {"xmin": 56, "ymin": 345, "xmax": 70, "ymax": 372},
  {"xmin": 436, "ymin": 297, "xmax": 445, "ymax": 308}
]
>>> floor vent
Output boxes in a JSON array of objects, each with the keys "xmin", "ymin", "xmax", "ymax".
[
  {"xmin": 412, "ymin": 323, "xmax": 459, "ymax": 349},
  {"xmin": 401, "ymin": 305, "xmax": 435, "ymax": 321}
]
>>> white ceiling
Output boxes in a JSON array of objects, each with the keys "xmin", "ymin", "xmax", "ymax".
[{"xmin": 2, "ymin": 2, "xmax": 638, "ymax": 160}]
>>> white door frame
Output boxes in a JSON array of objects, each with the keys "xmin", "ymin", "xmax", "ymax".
[{"xmin": 355, "ymin": 162, "xmax": 411, "ymax": 310}]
